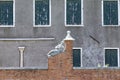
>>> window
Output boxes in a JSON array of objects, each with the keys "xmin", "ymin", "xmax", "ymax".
[
  {"xmin": 102, "ymin": 0, "xmax": 119, "ymax": 26},
  {"xmin": 0, "ymin": 0, "xmax": 14, "ymax": 27},
  {"xmin": 65, "ymin": 0, "xmax": 83, "ymax": 26},
  {"xmin": 33, "ymin": 0, "xmax": 51, "ymax": 27},
  {"xmin": 104, "ymin": 48, "xmax": 119, "ymax": 67},
  {"xmin": 73, "ymin": 48, "xmax": 82, "ymax": 67}
]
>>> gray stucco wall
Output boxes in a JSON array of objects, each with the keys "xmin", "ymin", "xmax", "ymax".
[
  {"xmin": 0, "ymin": 0, "xmax": 120, "ymax": 68},
  {"xmin": 0, "ymin": 40, "xmax": 54, "ymax": 69}
]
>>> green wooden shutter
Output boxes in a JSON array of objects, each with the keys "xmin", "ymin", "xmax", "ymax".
[
  {"xmin": 66, "ymin": 0, "xmax": 81, "ymax": 25},
  {"xmin": 103, "ymin": 1, "xmax": 118, "ymax": 25},
  {"xmin": 0, "ymin": 1, "xmax": 13, "ymax": 25},
  {"xmin": 35, "ymin": 0, "xmax": 49, "ymax": 25},
  {"xmin": 73, "ymin": 49, "xmax": 81, "ymax": 67},
  {"xmin": 105, "ymin": 49, "xmax": 118, "ymax": 67}
]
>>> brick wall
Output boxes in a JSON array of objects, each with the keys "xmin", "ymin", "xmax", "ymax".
[
  {"xmin": 0, "ymin": 69, "xmax": 120, "ymax": 80},
  {"xmin": 0, "ymin": 38, "xmax": 120, "ymax": 80}
]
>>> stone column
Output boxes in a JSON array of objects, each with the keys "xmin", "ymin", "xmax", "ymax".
[{"xmin": 18, "ymin": 47, "xmax": 25, "ymax": 67}]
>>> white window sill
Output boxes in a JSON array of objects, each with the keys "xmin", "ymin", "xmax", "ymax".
[
  {"xmin": 33, "ymin": 25, "xmax": 51, "ymax": 27},
  {"xmin": 102, "ymin": 25, "xmax": 119, "ymax": 27},
  {"xmin": 73, "ymin": 67, "xmax": 120, "ymax": 70},
  {"xmin": 0, "ymin": 25, "xmax": 15, "ymax": 27},
  {"xmin": 65, "ymin": 25, "xmax": 84, "ymax": 27}
]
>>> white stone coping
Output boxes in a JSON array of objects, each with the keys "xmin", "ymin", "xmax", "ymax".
[
  {"xmin": 0, "ymin": 67, "xmax": 120, "ymax": 70},
  {"xmin": 0, "ymin": 38, "xmax": 55, "ymax": 41},
  {"xmin": 0, "ymin": 67, "xmax": 48, "ymax": 70}
]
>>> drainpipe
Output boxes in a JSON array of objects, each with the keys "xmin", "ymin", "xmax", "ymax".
[{"xmin": 18, "ymin": 47, "xmax": 25, "ymax": 67}]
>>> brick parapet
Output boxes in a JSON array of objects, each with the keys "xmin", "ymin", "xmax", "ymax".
[{"xmin": 0, "ymin": 69, "xmax": 120, "ymax": 80}]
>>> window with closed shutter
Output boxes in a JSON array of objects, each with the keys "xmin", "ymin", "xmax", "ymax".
[
  {"xmin": 103, "ymin": 0, "xmax": 118, "ymax": 25},
  {"xmin": 105, "ymin": 49, "xmax": 118, "ymax": 67},
  {"xmin": 66, "ymin": 0, "xmax": 81, "ymax": 25},
  {"xmin": 0, "ymin": 1, "xmax": 13, "ymax": 25},
  {"xmin": 35, "ymin": 0, "xmax": 50, "ymax": 26},
  {"xmin": 73, "ymin": 49, "xmax": 81, "ymax": 67}
]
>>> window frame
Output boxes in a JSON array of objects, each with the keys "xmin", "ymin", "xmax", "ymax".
[
  {"xmin": 0, "ymin": 0, "xmax": 15, "ymax": 27},
  {"xmin": 102, "ymin": 0, "xmax": 119, "ymax": 27},
  {"xmin": 65, "ymin": 0, "xmax": 83, "ymax": 27},
  {"xmin": 33, "ymin": 0, "xmax": 51, "ymax": 27},
  {"xmin": 104, "ymin": 48, "xmax": 119, "ymax": 67},
  {"xmin": 73, "ymin": 47, "xmax": 82, "ymax": 68}
]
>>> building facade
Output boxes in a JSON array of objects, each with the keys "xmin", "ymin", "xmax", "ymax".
[
  {"xmin": 0, "ymin": 0, "xmax": 120, "ymax": 69},
  {"xmin": 0, "ymin": 31, "xmax": 119, "ymax": 80}
]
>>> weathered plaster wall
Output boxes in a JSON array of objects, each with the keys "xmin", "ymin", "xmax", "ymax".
[
  {"xmin": 0, "ymin": 40, "xmax": 54, "ymax": 68},
  {"xmin": 0, "ymin": 0, "xmax": 119, "ymax": 67}
]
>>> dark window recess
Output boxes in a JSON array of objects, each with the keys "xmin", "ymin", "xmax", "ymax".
[
  {"xmin": 66, "ymin": 0, "xmax": 81, "ymax": 25},
  {"xmin": 0, "ymin": 1, "xmax": 13, "ymax": 25},
  {"xmin": 73, "ymin": 49, "xmax": 81, "ymax": 67},
  {"xmin": 103, "ymin": 1, "xmax": 118, "ymax": 25},
  {"xmin": 35, "ymin": 0, "xmax": 49, "ymax": 25},
  {"xmin": 105, "ymin": 49, "xmax": 118, "ymax": 67}
]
